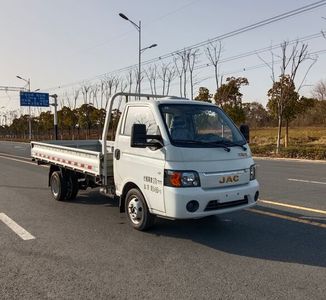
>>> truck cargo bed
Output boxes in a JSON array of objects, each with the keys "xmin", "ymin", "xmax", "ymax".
[{"xmin": 31, "ymin": 140, "xmax": 113, "ymax": 177}]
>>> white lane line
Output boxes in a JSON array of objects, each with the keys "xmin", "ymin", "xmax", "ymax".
[
  {"xmin": 0, "ymin": 154, "xmax": 47, "ymax": 168},
  {"xmin": 288, "ymin": 178, "xmax": 326, "ymax": 185},
  {"xmin": 0, "ymin": 213, "xmax": 35, "ymax": 240},
  {"xmin": 259, "ymin": 199, "xmax": 326, "ymax": 215},
  {"xmin": 0, "ymin": 152, "xmax": 31, "ymax": 160},
  {"xmin": 248, "ymin": 208, "xmax": 326, "ymax": 229}
]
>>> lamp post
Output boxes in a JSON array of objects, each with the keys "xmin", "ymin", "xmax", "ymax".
[
  {"xmin": 119, "ymin": 13, "xmax": 157, "ymax": 98},
  {"xmin": 50, "ymin": 94, "xmax": 58, "ymax": 140},
  {"xmin": 16, "ymin": 75, "xmax": 32, "ymax": 139}
]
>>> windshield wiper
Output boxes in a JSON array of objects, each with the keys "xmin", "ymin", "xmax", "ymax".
[
  {"xmin": 218, "ymin": 140, "xmax": 247, "ymax": 151},
  {"xmin": 174, "ymin": 140, "xmax": 231, "ymax": 152}
]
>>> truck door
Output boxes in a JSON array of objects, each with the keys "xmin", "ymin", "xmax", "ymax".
[{"xmin": 114, "ymin": 105, "xmax": 165, "ymax": 213}]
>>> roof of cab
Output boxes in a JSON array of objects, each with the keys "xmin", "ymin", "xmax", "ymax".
[
  {"xmin": 125, "ymin": 96, "xmax": 216, "ymax": 107},
  {"xmin": 156, "ymin": 97, "xmax": 215, "ymax": 106}
]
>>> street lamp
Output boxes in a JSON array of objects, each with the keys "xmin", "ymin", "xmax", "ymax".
[
  {"xmin": 16, "ymin": 75, "xmax": 32, "ymax": 139},
  {"xmin": 119, "ymin": 13, "xmax": 157, "ymax": 98}
]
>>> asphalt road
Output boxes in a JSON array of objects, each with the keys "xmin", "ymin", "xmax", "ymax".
[{"xmin": 0, "ymin": 141, "xmax": 325, "ymax": 299}]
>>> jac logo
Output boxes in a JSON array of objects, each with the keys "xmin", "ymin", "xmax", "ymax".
[{"xmin": 219, "ymin": 175, "xmax": 239, "ymax": 184}]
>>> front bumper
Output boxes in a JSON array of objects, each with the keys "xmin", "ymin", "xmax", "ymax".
[{"xmin": 161, "ymin": 180, "xmax": 259, "ymax": 219}]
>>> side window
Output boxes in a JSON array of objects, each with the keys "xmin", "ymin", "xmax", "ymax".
[{"xmin": 122, "ymin": 106, "xmax": 158, "ymax": 136}]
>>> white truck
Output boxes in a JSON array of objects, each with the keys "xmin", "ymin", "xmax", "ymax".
[{"xmin": 31, "ymin": 92, "xmax": 259, "ymax": 230}]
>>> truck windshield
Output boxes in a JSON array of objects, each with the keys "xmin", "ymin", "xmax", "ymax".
[{"xmin": 159, "ymin": 104, "xmax": 246, "ymax": 147}]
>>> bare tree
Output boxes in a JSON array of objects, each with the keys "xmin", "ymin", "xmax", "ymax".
[
  {"xmin": 145, "ymin": 65, "xmax": 158, "ymax": 95},
  {"xmin": 64, "ymin": 91, "xmax": 72, "ymax": 108},
  {"xmin": 205, "ymin": 40, "xmax": 222, "ymax": 91},
  {"xmin": 90, "ymin": 84, "xmax": 99, "ymax": 108},
  {"xmin": 119, "ymin": 78, "xmax": 127, "ymax": 93},
  {"xmin": 173, "ymin": 55, "xmax": 183, "ymax": 97},
  {"xmin": 73, "ymin": 88, "xmax": 80, "ymax": 109},
  {"xmin": 99, "ymin": 80, "xmax": 106, "ymax": 108},
  {"xmin": 104, "ymin": 76, "xmax": 116, "ymax": 109},
  {"xmin": 312, "ymin": 79, "xmax": 326, "ymax": 100},
  {"xmin": 166, "ymin": 65, "xmax": 176, "ymax": 95},
  {"xmin": 188, "ymin": 49, "xmax": 200, "ymax": 99},
  {"xmin": 174, "ymin": 50, "xmax": 190, "ymax": 97},
  {"xmin": 180, "ymin": 50, "xmax": 190, "ymax": 97},
  {"xmin": 81, "ymin": 83, "xmax": 92, "ymax": 104},
  {"xmin": 158, "ymin": 63, "xmax": 169, "ymax": 95},
  {"xmin": 126, "ymin": 70, "xmax": 133, "ymax": 94},
  {"xmin": 113, "ymin": 77, "xmax": 120, "ymax": 94},
  {"xmin": 59, "ymin": 94, "xmax": 65, "ymax": 109}
]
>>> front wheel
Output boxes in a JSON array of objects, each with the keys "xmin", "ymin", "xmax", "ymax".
[{"xmin": 125, "ymin": 188, "xmax": 155, "ymax": 231}]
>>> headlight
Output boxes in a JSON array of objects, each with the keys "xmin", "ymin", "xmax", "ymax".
[
  {"xmin": 164, "ymin": 170, "xmax": 201, "ymax": 187},
  {"xmin": 250, "ymin": 164, "xmax": 256, "ymax": 181}
]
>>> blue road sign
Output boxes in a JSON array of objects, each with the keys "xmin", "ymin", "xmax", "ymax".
[{"xmin": 20, "ymin": 91, "xmax": 49, "ymax": 107}]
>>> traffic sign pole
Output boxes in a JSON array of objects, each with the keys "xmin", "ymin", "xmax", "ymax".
[
  {"xmin": 28, "ymin": 79, "xmax": 31, "ymax": 140},
  {"xmin": 54, "ymin": 96, "xmax": 58, "ymax": 140},
  {"xmin": 50, "ymin": 94, "xmax": 58, "ymax": 140}
]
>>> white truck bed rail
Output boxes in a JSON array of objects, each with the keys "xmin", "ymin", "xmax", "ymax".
[{"xmin": 31, "ymin": 141, "xmax": 102, "ymax": 176}]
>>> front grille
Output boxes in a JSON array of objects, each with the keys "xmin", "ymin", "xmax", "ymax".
[{"xmin": 204, "ymin": 196, "xmax": 248, "ymax": 211}]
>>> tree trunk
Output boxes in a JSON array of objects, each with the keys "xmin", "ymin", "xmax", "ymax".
[
  {"xmin": 285, "ymin": 120, "xmax": 289, "ymax": 148},
  {"xmin": 214, "ymin": 65, "xmax": 219, "ymax": 91},
  {"xmin": 190, "ymin": 72, "xmax": 194, "ymax": 100},
  {"xmin": 276, "ymin": 115, "xmax": 282, "ymax": 154}
]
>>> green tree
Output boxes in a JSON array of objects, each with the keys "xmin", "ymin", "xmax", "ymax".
[
  {"xmin": 194, "ymin": 87, "xmax": 212, "ymax": 102},
  {"xmin": 214, "ymin": 77, "xmax": 248, "ymax": 124},
  {"xmin": 267, "ymin": 75, "xmax": 302, "ymax": 148},
  {"xmin": 243, "ymin": 102, "xmax": 270, "ymax": 128},
  {"xmin": 38, "ymin": 111, "xmax": 53, "ymax": 138},
  {"xmin": 76, "ymin": 104, "xmax": 97, "ymax": 138},
  {"xmin": 59, "ymin": 106, "xmax": 78, "ymax": 138}
]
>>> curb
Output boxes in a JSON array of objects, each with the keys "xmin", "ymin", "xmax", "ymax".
[{"xmin": 253, "ymin": 156, "xmax": 326, "ymax": 164}]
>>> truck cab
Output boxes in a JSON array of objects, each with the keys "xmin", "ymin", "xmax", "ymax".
[{"xmin": 113, "ymin": 97, "xmax": 259, "ymax": 230}]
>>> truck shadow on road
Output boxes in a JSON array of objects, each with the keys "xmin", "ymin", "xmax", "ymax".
[
  {"xmin": 149, "ymin": 206, "xmax": 326, "ymax": 268},
  {"xmin": 72, "ymin": 190, "xmax": 118, "ymax": 207}
]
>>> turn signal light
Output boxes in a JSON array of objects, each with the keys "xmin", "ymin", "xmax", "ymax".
[{"xmin": 164, "ymin": 170, "xmax": 200, "ymax": 188}]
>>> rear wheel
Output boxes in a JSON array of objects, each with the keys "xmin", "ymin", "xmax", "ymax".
[
  {"xmin": 65, "ymin": 172, "xmax": 79, "ymax": 200},
  {"xmin": 50, "ymin": 171, "xmax": 67, "ymax": 201},
  {"xmin": 125, "ymin": 188, "xmax": 155, "ymax": 231}
]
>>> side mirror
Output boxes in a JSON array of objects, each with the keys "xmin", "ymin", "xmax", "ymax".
[
  {"xmin": 240, "ymin": 124, "xmax": 250, "ymax": 143},
  {"xmin": 131, "ymin": 124, "xmax": 147, "ymax": 147},
  {"xmin": 131, "ymin": 124, "xmax": 163, "ymax": 149}
]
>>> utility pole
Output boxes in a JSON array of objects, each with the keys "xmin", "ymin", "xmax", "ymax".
[
  {"xmin": 16, "ymin": 76, "xmax": 32, "ymax": 139},
  {"xmin": 50, "ymin": 94, "xmax": 58, "ymax": 140}
]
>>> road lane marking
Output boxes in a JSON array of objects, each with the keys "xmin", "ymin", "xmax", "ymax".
[
  {"xmin": 288, "ymin": 178, "xmax": 326, "ymax": 185},
  {"xmin": 248, "ymin": 208, "xmax": 326, "ymax": 229},
  {"xmin": 0, "ymin": 213, "xmax": 35, "ymax": 240},
  {"xmin": 259, "ymin": 199, "xmax": 326, "ymax": 215},
  {"xmin": 253, "ymin": 156, "xmax": 326, "ymax": 164},
  {"xmin": 0, "ymin": 154, "xmax": 47, "ymax": 168},
  {"xmin": 0, "ymin": 152, "xmax": 31, "ymax": 160}
]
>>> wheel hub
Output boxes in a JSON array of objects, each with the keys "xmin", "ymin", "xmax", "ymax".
[
  {"xmin": 51, "ymin": 176, "xmax": 59, "ymax": 197},
  {"xmin": 128, "ymin": 197, "xmax": 143, "ymax": 225}
]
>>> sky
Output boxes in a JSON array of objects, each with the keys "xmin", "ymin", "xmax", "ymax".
[{"xmin": 0, "ymin": 0, "xmax": 326, "ymax": 121}]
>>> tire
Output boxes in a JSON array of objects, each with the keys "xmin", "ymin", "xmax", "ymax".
[
  {"xmin": 125, "ymin": 188, "xmax": 155, "ymax": 231},
  {"xmin": 65, "ymin": 172, "xmax": 79, "ymax": 200},
  {"xmin": 50, "ymin": 171, "xmax": 68, "ymax": 201}
]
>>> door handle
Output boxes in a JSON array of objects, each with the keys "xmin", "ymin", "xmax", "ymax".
[{"xmin": 114, "ymin": 149, "xmax": 121, "ymax": 160}]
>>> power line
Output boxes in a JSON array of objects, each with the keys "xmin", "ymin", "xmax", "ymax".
[
  {"xmin": 3, "ymin": 48, "xmax": 326, "ymax": 112},
  {"xmin": 43, "ymin": 0, "xmax": 326, "ymax": 92}
]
